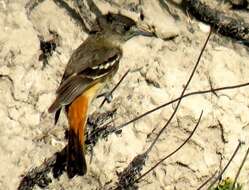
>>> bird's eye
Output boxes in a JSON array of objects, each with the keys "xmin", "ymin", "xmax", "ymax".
[
  {"xmin": 140, "ymin": 12, "xmax": 144, "ymax": 21},
  {"xmin": 106, "ymin": 13, "xmax": 114, "ymax": 23},
  {"xmin": 123, "ymin": 25, "xmax": 130, "ymax": 31}
]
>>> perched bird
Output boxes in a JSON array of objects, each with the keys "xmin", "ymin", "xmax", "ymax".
[{"xmin": 48, "ymin": 13, "xmax": 155, "ymax": 178}]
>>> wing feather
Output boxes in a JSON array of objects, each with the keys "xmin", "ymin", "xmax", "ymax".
[
  {"xmin": 48, "ymin": 75, "xmax": 94, "ymax": 113},
  {"xmin": 48, "ymin": 39, "xmax": 122, "ymax": 122}
]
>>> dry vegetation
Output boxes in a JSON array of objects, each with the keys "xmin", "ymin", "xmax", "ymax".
[{"xmin": 1, "ymin": 0, "xmax": 249, "ymax": 189}]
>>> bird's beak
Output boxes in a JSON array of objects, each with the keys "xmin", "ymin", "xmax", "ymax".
[{"xmin": 132, "ymin": 26, "xmax": 156, "ymax": 38}]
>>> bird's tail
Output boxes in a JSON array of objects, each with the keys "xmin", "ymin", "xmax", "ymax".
[
  {"xmin": 67, "ymin": 129, "xmax": 87, "ymax": 178},
  {"xmin": 67, "ymin": 93, "xmax": 89, "ymax": 178}
]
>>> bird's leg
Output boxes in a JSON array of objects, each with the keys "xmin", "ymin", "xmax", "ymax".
[
  {"xmin": 97, "ymin": 91, "xmax": 113, "ymax": 103},
  {"xmin": 97, "ymin": 69, "xmax": 130, "ymax": 108}
]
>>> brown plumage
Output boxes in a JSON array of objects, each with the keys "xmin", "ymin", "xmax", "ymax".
[
  {"xmin": 48, "ymin": 13, "xmax": 154, "ymax": 178},
  {"xmin": 48, "ymin": 40, "xmax": 121, "ymax": 178}
]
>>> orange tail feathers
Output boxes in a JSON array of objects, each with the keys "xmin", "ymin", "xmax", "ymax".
[{"xmin": 67, "ymin": 93, "xmax": 89, "ymax": 178}]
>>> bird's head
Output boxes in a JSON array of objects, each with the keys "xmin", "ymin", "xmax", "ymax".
[{"xmin": 96, "ymin": 13, "xmax": 155, "ymax": 41}]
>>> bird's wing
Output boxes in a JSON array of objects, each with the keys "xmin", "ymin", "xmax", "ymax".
[
  {"xmin": 61, "ymin": 40, "xmax": 122, "ymax": 81},
  {"xmin": 49, "ymin": 43, "xmax": 122, "ymax": 114},
  {"xmin": 48, "ymin": 75, "xmax": 94, "ymax": 113}
]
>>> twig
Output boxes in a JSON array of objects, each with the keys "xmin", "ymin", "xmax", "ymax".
[
  {"xmin": 207, "ymin": 141, "xmax": 243, "ymax": 189},
  {"xmin": 114, "ymin": 111, "xmax": 203, "ymax": 190},
  {"xmin": 144, "ymin": 28, "xmax": 211, "ymax": 155},
  {"xmin": 231, "ymin": 146, "xmax": 249, "ymax": 190},
  {"xmin": 114, "ymin": 29, "xmax": 211, "ymax": 189},
  {"xmin": 182, "ymin": 0, "xmax": 249, "ymax": 46},
  {"xmin": 135, "ymin": 111, "xmax": 203, "ymax": 183},
  {"xmin": 88, "ymin": 29, "xmax": 212, "ymax": 143},
  {"xmin": 98, "ymin": 69, "xmax": 130, "ymax": 108},
  {"xmin": 196, "ymin": 171, "xmax": 218, "ymax": 190},
  {"xmin": 87, "ymin": 80, "xmax": 249, "ymax": 150},
  {"xmin": 112, "ymin": 81, "xmax": 249, "ymax": 134}
]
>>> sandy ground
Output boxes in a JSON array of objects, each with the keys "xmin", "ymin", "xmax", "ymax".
[{"xmin": 1, "ymin": 0, "xmax": 249, "ymax": 189}]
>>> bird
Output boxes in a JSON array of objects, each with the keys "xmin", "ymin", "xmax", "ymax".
[{"xmin": 48, "ymin": 12, "xmax": 155, "ymax": 178}]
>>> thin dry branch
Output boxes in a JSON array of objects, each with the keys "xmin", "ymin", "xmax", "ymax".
[
  {"xmin": 110, "ymin": 81, "xmax": 249, "ymax": 135},
  {"xmin": 144, "ymin": 29, "xmax": 211, "ymax": 154},
  {"xmin": 135, "ymin": 111, "xmax": 203, "ymax": 183},
  {"xmin": 182, "ymin": 0, "xmax": 249, "ymax": 46},
  {"xmin": 113, "ymin": 29, "xmax": 212, "ymax": 190},
  {"xmin": 114, "ymin": 111, "xmax": 203, "ymax": 189},
  {"xmin": 88, "ymin": 31, "xmax": 214, "ymax": 141},
  {"xmin": 196, "ymin": 171, "xmax": 218, "ymax": 190},
  {"xmin": 206, "ymin": 141, "xmax": 243, "ymax": 189},
  {"xmin": 86, "ymin": 78, "xmax": 249, "ymax": 156},
  {"xmin": 98, "ymin": 69, "xmax": 130, "ymax": 108},
  {"xmin": 231, "ymin": 146, "xmax": 249, "ymax": 190}
]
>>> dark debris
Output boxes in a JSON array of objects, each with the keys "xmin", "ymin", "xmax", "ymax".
[
  {"xmin": 18, "ymin": 109, "xmax": 118, "ymax": 189},
  {"xmin": 38, "ymin": 30, "xmax": 60, "ymax": 69},
  {"xmin": 115, "ymin": 153, "xmax": 147, "ymax": 190}
]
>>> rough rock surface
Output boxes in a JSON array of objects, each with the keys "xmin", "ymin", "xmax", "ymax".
[{"xmin": 1, "ymin": 0, "xmax": 249, "ymax": 189}]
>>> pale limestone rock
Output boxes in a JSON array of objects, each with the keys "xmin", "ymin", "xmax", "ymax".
[{"xmin": 1, "ymin": 0, "xmax": 249, "ymax": 189}]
